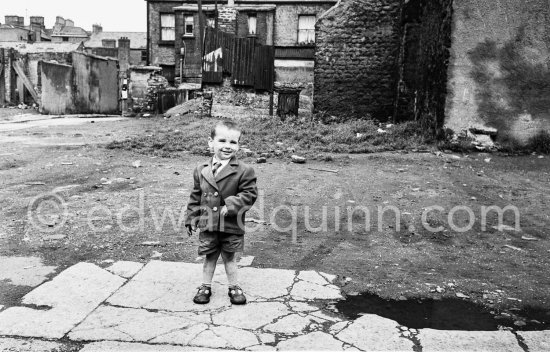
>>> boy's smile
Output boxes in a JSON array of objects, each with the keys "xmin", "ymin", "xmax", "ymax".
[{"xmin": 209, "ymin": 125, "xmax": 241, "ymax": 160}]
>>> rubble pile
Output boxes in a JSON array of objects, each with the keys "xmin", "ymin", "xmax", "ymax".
[{"xmin": 139, "ymin": 74, "xmax": 169, "ymax": 113}]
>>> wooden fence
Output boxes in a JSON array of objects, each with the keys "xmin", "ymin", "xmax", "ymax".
[{"xmin": 202, "ymin": 27, "xmax": 274, "ymax": 91}]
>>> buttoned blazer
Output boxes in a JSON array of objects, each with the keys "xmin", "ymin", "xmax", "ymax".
[{"xmin": 185, "ymin": 157, "xmax": 258, "ymax": 234}]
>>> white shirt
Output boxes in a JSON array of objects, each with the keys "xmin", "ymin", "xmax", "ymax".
[{"xmin": 212, "ymin": 157, "xmax": 230, "ymax": 176}]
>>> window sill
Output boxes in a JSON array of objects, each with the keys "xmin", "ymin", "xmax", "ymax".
[
  {"xmin": 158, "ymin": 40, "xmax": 175, "ymax": 46},
  {"xmin": 183, "ymin": 34, "xmax": 195, "ymax": 38}
]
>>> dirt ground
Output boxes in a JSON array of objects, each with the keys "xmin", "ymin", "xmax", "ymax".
[{"xmin": 1, "ymin": 109, "xmax": 549, "ymax": 326}]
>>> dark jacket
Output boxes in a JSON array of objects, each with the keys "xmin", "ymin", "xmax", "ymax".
[{"xmin": 185, "ymin": 157, "xmax": 258, "ymax": 235}]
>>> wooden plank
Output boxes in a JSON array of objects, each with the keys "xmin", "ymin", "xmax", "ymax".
[{"xmin": 12, "ymin": 60, "xmax": 41, "ymax": 104}]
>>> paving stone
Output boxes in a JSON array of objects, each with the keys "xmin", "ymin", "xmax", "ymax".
[
  {"xmin": 238, "ymin": 256, "xmax": 255, "ymax": 267},
  {"xmin": 0, "ymin": 305, "xmax": 4, "ymax": 311},
  {"xmin": 190, "ymin": 329, "xmax": 230, "ymax": 349},
  {"xmin": 212, "ymin": 302, "xmax": 290, "ymax": 330},
  {"xmin": 80, "ymin": 341, "xmax": 234, "ymax": 352},
  {"xmin": 336, "ymin": 314, "xmax": 413, "ymax": 351},
  {"xmin": 0, "ymin": 256, "xmax": 57, "ymax": 286},
  {"xmin": 150, "ymin": 323, "xmax": 209, "ymax": 345},
  {"xmin": 259, "ymin": 333, "xmax": 276, "ymax": 344},
  {"xmin": 290, "ymin": 281, "xmax": 343, "ymax": 301},
  {"xmin": 106, "ymin": 261, "xmax": 144, "ymax": 278},
  {"xmin": 238, "ymin": 267, "xmax": 296, "ymax": 299},
  {"xmin": 297, "ymin": 271, "xmax": 332, "ymax": 286},
  {"xmin": 289, "ymin": 302, "xmax": 319, "ymax": 312},
  {"xmin": 0, "ymin": 338, "xmax": 64, "ymax": 351},
  {"xmin": 210, "ymin": 326, "xmax": 260, "ymax": 349},
  {"xmin": 318, "ymin": 272, "xmax": 337, "ymax": 283},
  {"xmin": 130, "ymin": 261, "xmax": 202, "ymax": 284},
  {"xmin": 329, "ymin": 321, "xmax": 350, "ymax": 334},
  {"xmin": 419, "ymin": 329, "xmax": 523, "ymax": 352},
  {"xmin": 518, "ymin": 330, "xmax": 550, "ymax": 352},
  {"xmin": 0, "ymin": 263, "xmax": 125, "ymax": 339},
  {"xmin": 308, "ymin": 311, "xmax": 343, "ymax": 322},
  {"xmin": 107, "ymin": 279, "xmax": 231, "ymax": 312},
  {"xmin": 264, "ymin": 314, "xmax": 312, "ymax": 334},
  {"xmin": 276, "ymin": 331, "xmax": 343, "ymax": 351},
  {"xmin": 69, "ymin": 306, "xmax": 201, "ymax": 342}
]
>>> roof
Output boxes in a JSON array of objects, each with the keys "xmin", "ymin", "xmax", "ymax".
[
  {"xmin": 150, "ymin": 0, "xmax": 335, "ymax": 2},
  {"xmin": 51, "ymin": 25, "xmax": 89, "ymax": 38},
  {"xmin": 175, "ymin": 4, "xmax": 276, "ymax": 11},
  {"xmin": 85, "ymin": 32, "xmax": 147, "ymax": 49},
  {"xmin": 0, "ymin": 42, "xmax": 83, "ymax": 53}
]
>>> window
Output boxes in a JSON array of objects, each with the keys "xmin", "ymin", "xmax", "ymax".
[
  {"xmin": 141, "ymin": 50, "xmax": 148, "ymax": 63},
  {"xmin": 298, "ymin": 15, "xmax": 315, "ymax": 45},
  {"xmin": 184, "ymin": 15, "xmax": 194, "ymax": 36},
  {"xmin": 62, "ymin": 37, "xmax": 69, "ymax": 42},
  {"xmin": 248, "ymin": 14, "xmax": 257, "ymax": 36},
  {"xmin": 206, "ymin": 15, "xmax": 215, "ymax": 28},
  {"xmin": 160, "ymin": 14, "xmax": 175, "ymax": 41}
]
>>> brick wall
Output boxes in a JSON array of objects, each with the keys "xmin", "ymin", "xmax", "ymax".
[
  {"xmin": 274, "ymin": 4, "xmax": 333, "ymax": 47},
  {"xmin": 236, "ymin": 11, "xmax": 271, "ymax": 45},
  {"xmin": 148, "ymin": 1, "xmax": 180, "ymax": 68},
  {"xmin": 314, "ymin": 0, "xmax": 403, "ymax": 119},
  {"xmin": 218, "ymin": 7, "xmax": 238, "ymax": 33}
]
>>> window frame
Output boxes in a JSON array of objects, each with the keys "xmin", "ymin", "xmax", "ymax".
[
  {"xmin": 184, "ymin": 14, "xmax": 194, "ymax": 37},
  {"xmin": 247, "ymin": 13, "xmax": 257, "ymax": 37},
  {"xmin": 160, "ymin": 12, "xmax": 176, "ymax": 42},
  {"xmin": 297, "ymin": 14, "xmax": 316, "ymax": 45}
]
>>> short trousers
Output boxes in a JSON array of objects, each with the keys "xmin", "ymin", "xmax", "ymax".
[{"xmin": 198, "ymin": 231, "xmax": 244, "ymax": 255}]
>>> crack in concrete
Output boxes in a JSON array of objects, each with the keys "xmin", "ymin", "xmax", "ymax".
[
  {"xmin": 511, "ymin": 330, "xmax": 529, "ymax": 352},
  {"xmin": 397, "ymin": 326, "xmax": 421, "ymax": 352}
]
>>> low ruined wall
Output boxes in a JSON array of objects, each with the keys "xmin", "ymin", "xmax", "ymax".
[
  {"xmin": 40, "ymin": 61, "xmax": 74, "ymax": 115},
  {"xmin": 314, "ymin": 0, "xmax": 403, "ymax": 119},
  {"xmin": 445, "ymin": 0, "xmax": 550, "ymax": 144}
]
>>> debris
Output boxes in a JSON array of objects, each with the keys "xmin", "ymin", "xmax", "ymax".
[
  {"xmin": 307, "ymin": 167, "xmax": 338, "ymax": 174},
  {"xmin": 411, "ymin": 188, "xmax": 420, "ymax": 192},
  {"xmin": 101, "ymin": 259, "xmax": 115, "ymax": 264},
  {"xmin": 402, "ymin": 331, "xmax": 411, "ymax": 338},
  {"xmin": 469, "ymin": 126, "xmax": 498, "ymax": 136},
  {"xmin": 507, "ymin": 297, "xmax": 522, "ymax": 302},
  {"xmin": 256, "ymin": 157, "xmax": 267, "ymax": 164},
  {"xmin": 397, "ymin": 168, "xmax": 406, "ymax": 173},
  {"xmin": 26, "ymin": 182, "xmax": 46, "ymax": 186},
  {"xmin": 435, "ymin": 286, "xmax": 445, "ymax": 293},
  {"xmin": 141, "ymin": 241, "xmax": 161, "ymax": 246},
  {"xmin": 195, "ymin": 256, "xmax": 202, "ymax": 261},
  {"xmin": 143, "ymin": 113, "xmax": 151, "ymax": 117},
  {"xmin": 484, "ymin": 158, "xmax": 491, "ymax": 163},
  {"xmin": 151, "ymin": 251, "xmax": 163, "ymax": 259},
  {"xmin": 238, "ymin": 256, "xmax": 255, "ymax": 267},
  {"xmin": 471, "ymin": 197, "xmax": 477, "ymax": 200},
  {"xmin": 245, "ymin": 218, "xmax": 267, "ymax": 225},
  {"xmin": 61, "ymin": 162, "xmax": 73, "ymax": 165},
  {"xmin": 493, "ymin": 225, "xmax": 518, "ymax": 232},
  {"xmin": 386, "ymin": 124, "xmax": 394, "ymax": 128},
  {"xmin": 521, "ymin": 236, "xmax": 538, "ymax": 241},
  {"xmin": 377, "ymin": 128, "xmax": 387, "ymax": 134},
  {"xmin": 356, "ymin": 133, "xmax": 364, "ymax": 138},
  {"xmin": 133, "ymin": 160, "xmax": 142, "ymax": 168},
  {"xmin": 538, "ymin": 155, "xmax": 544, "ymax": 159},
  {"xmin": 291, "ymin": 155, "xmax": 306, "ymax": 164},
  {"xmin": 514, "ymin": 320, "xmax": 527, "ymax": 327},
  {"xmin": 456, "ymin": 292, "xmax": 470, "ymax": 299},
  {"xmin": 504, "ymin": 245, "xmax": 522, "ymax": 251},
  {"xmin": 43, "ymin": 235, "xmax": 67, "ymax": 241}
]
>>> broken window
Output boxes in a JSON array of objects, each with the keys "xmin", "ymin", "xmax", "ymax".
[
  {"xmin": 184, "ymin": 15, "xmax": 194, "ymax": 36},
  {"xmin": 298, "ymin": 15, "xmax": 315, "ymax": 45},
  {"xmin": 161, "ymin": 14, "xmax": 175, "ymax": 41},
  {"xmin": 248, "ymin": 14, "xmax": 257, "ymax": 36}
]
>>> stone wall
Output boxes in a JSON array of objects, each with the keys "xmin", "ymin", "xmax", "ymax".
[
  {"xmin": 445, "ymin": 0, "xmax": 550, "ymax": 144},
  {"xmin": 314, "ymin": 0, "xmax": 403, "ymax": 119}
]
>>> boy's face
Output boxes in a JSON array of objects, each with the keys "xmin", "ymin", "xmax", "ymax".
[{"xmin": 209, "ymin": 125, "xmax": 241, "ymax": 160}]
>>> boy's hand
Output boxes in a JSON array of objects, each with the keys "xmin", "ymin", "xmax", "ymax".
[
  {"xmin": 220, "ymin": 205, "xmax": 228, "ymax": 217},
  {"xmin": 185, "ymin": 225, "xmax": 195, "ymax": 237}
]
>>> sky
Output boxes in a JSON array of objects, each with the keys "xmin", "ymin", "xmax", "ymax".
[{"xmin": 0, "ymin": 0, "xmax": 147, "ymax": 32}]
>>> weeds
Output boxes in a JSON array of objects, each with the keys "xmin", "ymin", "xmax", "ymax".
[{"xmin": 106, "ymin": 113, "xmax": 434, "ymax": 158}]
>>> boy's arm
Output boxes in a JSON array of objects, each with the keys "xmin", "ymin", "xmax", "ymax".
[
  {"xmin": 224, "ymin": 166, "xmax": 258, "ymax": 216},
  {"xmin": 184, "ymin": 167, "xmax": 202, "ymax": 228}
]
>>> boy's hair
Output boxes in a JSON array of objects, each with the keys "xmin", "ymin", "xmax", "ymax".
[{"xmin": 211, "ymin": 120, "xmax": 242, "ymax": 139}]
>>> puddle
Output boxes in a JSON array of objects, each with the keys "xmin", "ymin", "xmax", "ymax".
[{"xmin": 335, "ymin": 292, "xmax": 550, "ymax": 331}]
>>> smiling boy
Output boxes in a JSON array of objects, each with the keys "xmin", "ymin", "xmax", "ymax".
[{"xmin": 185, "ymin": 121, "xmax": 258, "ymax": 305}]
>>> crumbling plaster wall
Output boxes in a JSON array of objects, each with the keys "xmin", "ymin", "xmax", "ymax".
[{"xmin": 445, "ymin": 0, "xmax": 550, "ymax": 143}]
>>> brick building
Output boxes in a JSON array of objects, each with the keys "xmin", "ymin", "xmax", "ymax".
[
  {"xmin": 51, "ymin": 17, "xmax": 89, "ymax": 43},
  {"xmin": 0, "ymin": 15, "xmax": 51, "ymax": 42},
  {"xmin": 145, "ymin": 0, "xmax": 336, "ymax": 85},
  {"xmin": 84, "ymin": 25, "xmax": 148, "ymax": 66}
]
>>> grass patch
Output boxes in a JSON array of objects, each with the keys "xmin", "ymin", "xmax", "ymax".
[{"xmin": 106, "ymin": 113, "xmax": 435, "ymax": 158}]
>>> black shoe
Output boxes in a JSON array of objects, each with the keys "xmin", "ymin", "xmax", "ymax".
[
  {"xmin": 228, "ymin": 285, "xmax": 247, "ymax": 305},
  {"xmin": 193, "ymin": 285, "xmax": 212, "ymax": 304}
]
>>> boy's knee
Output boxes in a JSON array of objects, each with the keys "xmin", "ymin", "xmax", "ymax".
[{"xmin": 221, "ymin": 251, "xmax": 236, "ymax": 261}]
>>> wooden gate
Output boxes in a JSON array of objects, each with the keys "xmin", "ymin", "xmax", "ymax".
[{"xmin": 202, "ymin": 27, "xmax": 274, "ymax": 90}]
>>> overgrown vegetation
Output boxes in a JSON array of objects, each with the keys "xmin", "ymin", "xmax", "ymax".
[{"xmin": 106, "ymin": 114, "xmax": 435, "ymax": 158}]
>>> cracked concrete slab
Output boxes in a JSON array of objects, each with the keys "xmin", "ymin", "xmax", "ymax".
[
  {"xmin": 106, "ymin": 261, "xmax": 144, "ymax": 278},
  {"xmin": 336, "ymin": 314, "xmax": 413, "ymax": 351},
  {"xmin": 418, "ymin": 329, "xmax": 523, "ymax": 352},
  {"xmin": 0, "ymin": 263, "xmax": 125, "ymax": 339},
  {"xmin": 276, "ymin": 331, "xmax": 344, "ymax": 350},
  {"xmin": 212, "ymin": 302, "xmax": 291, "ymax": 330},
  {"xmin": 79, "ymin": 341, "xmax": 239, "ymax": 352},
  {"xmin": 0, "ymin": 338, "xmax": 64, "ymax": 351},
  {"xmin": 517, "ymin": 330, "xmax": 550, "ymax": 352},
  {"xmin": 290, "ymin": 280, "xmax": 343, "ymax": 301},
  {"xmin": 150, "ymin": 323, "xmax": 209, "ymax": 345},
  {"xmin": 0, "ymin": 256, "xmax": 57, "ymax": 287},
  {"xmin": 297, "ymin": 271, "xmax": 332, "ymax": 286},
  {"xmin": 264, "ymin": 314, "xmax": 312, "ymax": 334},
  {"xmin": 289, "ymin": 302, "xmax": 319, "ymax": 312}
]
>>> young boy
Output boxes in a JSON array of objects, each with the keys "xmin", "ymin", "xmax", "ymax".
[{"xmin": 185, "ymin": 120, "xmax": 258, "ymax": 305}]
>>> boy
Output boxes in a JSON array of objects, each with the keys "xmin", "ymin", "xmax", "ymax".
[{"xmin": 185, "ymin": 120, "xmax": 258, "ymax": 305}]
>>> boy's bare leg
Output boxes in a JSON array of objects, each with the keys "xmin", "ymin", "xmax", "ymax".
[
  {"xmin": 221, "ymin": 251, "xmax": 238, "ymax": 286},
  {"xmin": 202, "ymin": 251, "xmax": 221, "ymax": 285}
]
